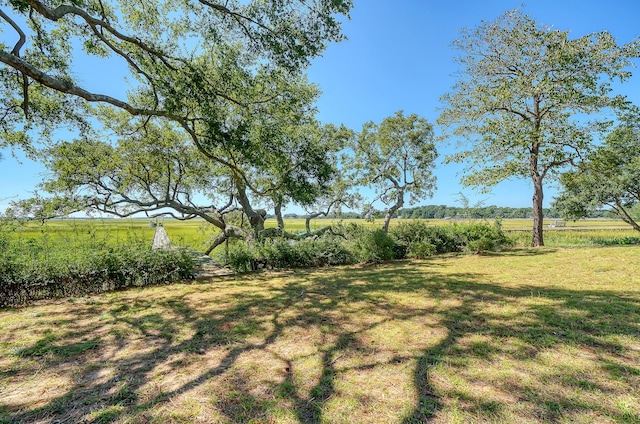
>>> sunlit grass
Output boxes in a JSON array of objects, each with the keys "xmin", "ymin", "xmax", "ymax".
[
  {"xmin": 1, "ymin": 246, "xmax": 639, "ymax": 423},
  {"xmin": 10, "ymin": 217, "xmax": 636, "ymax": 252}
]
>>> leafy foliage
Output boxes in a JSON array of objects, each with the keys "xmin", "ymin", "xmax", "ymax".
[
  {"xmin": 0, "ymin": 226, "xmax": 195, "ymax": 307},
  {"xmin": 0, "ymin": 0, "xmax": 352, "ymax": 151},
  {"xmin": 351, "ymin": 111, "xmax": 437, "ymax": 233},
  {"xmin": 390, "ymin": 220, "xmax": 513, "ymax": 257},
  {"xmin": 224, "ymin": 235, "xmax": 354, "ymax": 272},
  {"xmin": 223, "ymin": 220, "xmax": 513, "ymax": 272},
  {"xmin": 554, "ymin": 120, "xmax": 640, "ymax": 231},
  {"xmin": 438, "ymin": 9, "xmax": 640, "ymax": 246},
  {"xmin": 345, "ymin": 225, "xmax": 398, "ymax": 263},
  {"xmin": 0, "ymin": 0, "xmax": 353, "ymax": 247}
]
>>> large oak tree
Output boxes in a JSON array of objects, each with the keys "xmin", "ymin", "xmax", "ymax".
[
  {"xmin": 10, "ymin": 96, "xmax": 348, "ymax": 252},
  {"xmin": 0, "ymin": 0, "xmax": 352, "ymax": 240},
  {"xmin": 438, "ymin": 9, "xmax": 639, "ymax": 246}
]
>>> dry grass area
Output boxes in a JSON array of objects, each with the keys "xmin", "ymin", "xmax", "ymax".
[{"xmin": 1, "ymin": 246, "xmax": 639, "ymax": 423}]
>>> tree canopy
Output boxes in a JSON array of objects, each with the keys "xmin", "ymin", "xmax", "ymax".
[
  {"xmin": 1, "ymin": 0, "xmax": 354, "ymax": 246},
  {"xmin": 438, "ymin": 9, "xmax": 640, "ymax": 246},
  {"xmin": 352, "ymin": 110, "xmax": 437, "ymax": 233},
  {"xmin": 9, "ymin": 74, "xmax": 350, "ymax": 250},
  {"xmin": 0, "ymin": 0, "xmax": 352, "ymax": 151},
  {"xmin": 554, "ymin": 117, "xmax": 640, "ymax": 231}
]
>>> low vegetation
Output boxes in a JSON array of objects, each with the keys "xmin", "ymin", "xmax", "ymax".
[
  {"xmin": 3, "ymin": 216, "xmax": 638, "ymax": 306},
  {"xmin": 0, "ymin": 220, "xmax": 195, "ymax": 307},
  {"xmin": 1, "ymin": 246, "xmax": 638, "ymax": 423},
  {"xmin": 220, "ymin": 221, "xmax": 514, "ymax": 273}
]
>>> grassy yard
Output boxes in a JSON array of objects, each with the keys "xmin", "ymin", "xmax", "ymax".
[{"xmin": 1, "ymin": 246, "xmax": 639, "ymax": 423}]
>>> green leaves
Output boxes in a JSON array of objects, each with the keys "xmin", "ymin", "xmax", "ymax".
[
  {"xmin": 0, "ymin": 0, "xmax": 352, "ymax": 154},
  {"xmin": 440, "ymin": 9, "xmax": 639, "ymax": 189},
  {"xmin": 351, "ymin": 111, "xmax": 437, "ymax": 232},
  {"xmin": 439, "ymin": 9, "xmax": 639, "ymax": 244},
  {"xmin": 555, "ymin": 122, "xmax": 640, "ymax": 231},
  {"xmin": 355, "ymin": 110, "xmax": 437, "ymax": 200}
]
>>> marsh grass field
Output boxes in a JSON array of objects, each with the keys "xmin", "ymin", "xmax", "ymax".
[
  {"xmin": 7, "ymin": 217, "xmax": 639, "ymax": 251},
  {"xmin": 1, "ymin": 218, "xmax": 640, "ymax": 423}
]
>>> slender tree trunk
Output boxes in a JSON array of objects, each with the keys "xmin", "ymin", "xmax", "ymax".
[
  {"xmin": 529, "ymin": 137, "xmax": 544, "ymax": 247},
  {"xmin": 382, "ymin": 190, "xmax": 404, "ymax": 234},
  {"xmin": 305, "ymin": 212, "xmax": 324, "ymax": 233},
  {"xmin": 531, "ymin": 175, "xmax": 544, "ymax": 247}
]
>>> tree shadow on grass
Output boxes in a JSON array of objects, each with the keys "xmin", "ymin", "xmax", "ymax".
[
  {"xmin": 340, "ymin": 264, "xmax": 640, "ymax": 423},
  {"xmin": 2, "ymin": 255, "xmax": 639, "ymax": 423}
]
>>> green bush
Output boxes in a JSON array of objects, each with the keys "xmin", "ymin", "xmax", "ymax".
[
  {"xmin": 227, "ymin": 242, "xmax": 257, "ymax": 273},
  {"xmin": 466, "ymin": 237, "xmax": 496, "ymax": 254},
  {"xmin": 408, "ymin": 241, "xmax": 437, "ymax": 259},
  {"xmin": 456, "ymin": 222, "xmax": 513, "ymax": 253},
  {"xmin": 391, "ymin": 221, "xmax": 461, "ymax": 254},
  {"xmin": 390, "ymin": 220, "xmax": 512, "ymax": 256},
  {"xmin": 259, "ymin": 239, "xmax": 306, "ymax": 269},
  {"xmin": 346, "ymin": 225, "xmax": 397, "ymax": 263},
  {"xmin": 224, "ymin": 235, "xmax": 355, "ymax": 273},
  {"xmin": 0, "ymin": 236, "xmax": 195, "ymax": 307},
  {"xmin": 306, "ymin": 236, "xmax": 355, "ymax": 266}
]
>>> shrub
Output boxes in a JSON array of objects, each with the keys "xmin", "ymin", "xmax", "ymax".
[
  {"xmin": 466, "ymin": 237, "xmax": 496, "ymax": 254},
  {"xmin": 346, "ymin": 225, "xmax": 397, "ymax": 263},
  {"xmin": 456, "ymin": 221, "xmax": 513, "ymax": 253},
  {"xmin": 291, "ymin": 236, "xmax": 355, "ymax": 267},
  {"xmin": 408, "ymin": 241, "xmax": 437, "ymax": 259},
  {"xmin": 390, "ymin": 220, "xmax": 513, "ymax": 256},
  {"xmin": 0, "ymin": 238, "xmax": 195, "ymax": 307},
  {"xmin": 227, "ymin": 242, "xmax": 257, "ymax": 273},
  {"xmin": 259, "ymin": 239, "xmax": 308, "ymax": 269},
  {"xmin": 224, "ymin": 235, "xmax": 355, "ymax": 273},
  {"xmin": 391, "ymin": 221, "xmax": 462, "ymax": 254}
]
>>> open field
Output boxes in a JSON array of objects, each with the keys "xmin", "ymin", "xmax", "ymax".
[
  {"xmin": 1, "ymin": 246, "xmax": 639, "ymax": 423},
  {"xmin": 8, "ymin": 217, "xmax": 638, "ymax": 252}
]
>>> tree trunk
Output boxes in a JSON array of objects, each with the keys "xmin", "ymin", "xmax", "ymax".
[
  {"xmin": 305, "ymin": 212, "xmax": 324, "ymax": 233},
  {"xmin": 382, "ymin": 190, "xmax": 404, "ymax": 234},
  {"xmin": 531, "ymin": 175, "xmax": 544, "ymax": 247},
  {"xmin": 204, "ymin": 225, "xmax": 245, "ymax": 255},
  {"xmin": 614, "ymin": 199, "xmax": 640, "ymax": 232},
  {"xmin": 234, "ymin": 180, "xmax": 265, "ymax": 240}
]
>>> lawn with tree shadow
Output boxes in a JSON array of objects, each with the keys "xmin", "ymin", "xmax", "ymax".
[{"xmin": 1, "ymin": 246, "xmax": 639, "ymax": 423}]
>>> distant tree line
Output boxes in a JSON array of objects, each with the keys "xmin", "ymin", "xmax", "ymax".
[
  {"xmin": 396, "ymin": 205, "xmax": 613, "ymax": 220},
  {"xmin": 399, "ymin": 205, "xmax": 556, "ymax": 219},
  {"xmin": 282, "ymin": 206, "xmax": 613, "ymax": 220}
]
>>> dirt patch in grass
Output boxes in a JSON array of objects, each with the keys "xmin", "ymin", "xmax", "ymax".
[{"xmin": 1, "ymin": 246, "xmax": 639, "ymax": 423}]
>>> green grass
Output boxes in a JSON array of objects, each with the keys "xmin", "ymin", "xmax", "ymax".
[
  {"xmin": 8, "ymin": 218, "xmax": 211, "ymax": 250},
  {"xmin": 9, "ymin": 217, "xmax": 636, "ymax": 251},
  {"xmin": 1, "ymin": 246, "xmax": 639, "ymax": 423}
]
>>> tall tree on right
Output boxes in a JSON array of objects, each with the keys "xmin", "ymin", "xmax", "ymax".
[{"xmin": 438, "ymin": 9, "xmax": 639, "ymax": 246}]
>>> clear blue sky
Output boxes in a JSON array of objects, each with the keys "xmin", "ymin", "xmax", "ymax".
[{"xmin": 2, "ymin": 0, "xmax": 640, "ymax": 213}]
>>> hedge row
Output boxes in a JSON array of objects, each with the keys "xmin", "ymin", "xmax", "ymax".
[
  {"xmin": 223, "ymin": 221, "xmax": 513, "ymax": 272},
  {"xmin": 0, "ymin": 239, "xmax": 195, "ymax": 307}
]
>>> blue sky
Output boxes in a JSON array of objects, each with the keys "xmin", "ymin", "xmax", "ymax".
[{"xmin": 2, "ymin": 0, "xmax": 640, "ymax": 213}]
